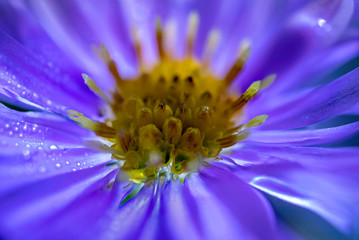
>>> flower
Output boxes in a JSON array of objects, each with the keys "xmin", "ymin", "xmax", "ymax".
[{"xmin": 1, "ymin": 0, "xmax": 359, "ymax": 239}]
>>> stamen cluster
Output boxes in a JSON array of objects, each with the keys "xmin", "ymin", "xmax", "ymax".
[{"xmin": 68, "ymin": 13, "xmax": 272, "ymax": 183}]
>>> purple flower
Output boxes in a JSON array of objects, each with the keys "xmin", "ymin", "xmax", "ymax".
[{"xmin": 1, "ymin": 0, "xmax": 359, "ymax": 239}]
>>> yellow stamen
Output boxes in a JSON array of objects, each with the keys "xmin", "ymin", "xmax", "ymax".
[
  {"xmin": 260, "ymin": 74, "xmax": 276, "ymax": 90},
  {"xmin": 186, "ymin": 12, "xmax": 199, "ymax": 56},
  {"xmin": 71, "ymin": 13, "xmax": 270, "ymax": 183},
  {"xmin": 67, "ymin": 110, "xmax": 116, "ymax": 138},
  {"xmin": 163, "ymin": 117, "xmax": 182, "ymax": 145},
  {"xmin": 156, "ymin": 18, "xmax": 165, "ymax": 60},
  {"xmin": 95, "ymin": 43, "xmax": 123, "ymax": 84},
  {"xmin": 202, "ymin": 30, "xmax": 220, "ymax": 65},
  {"xmin": 230, "ymin": 80, "xmax": 261, "ymax": 113},
  {"xmin": 224, "ymin": 40, "xmax": 251, "ymax": 85},
  {"xmin": 153, "ymin": 102, "xmax": 173, "ymax": 129},
  {"xmin": 132, "ymin": 27, "xmax": 144, "ymax": 71},
  {"xmin": 83, "ymin": 73, "xmax": 112, "ymax": 103}
]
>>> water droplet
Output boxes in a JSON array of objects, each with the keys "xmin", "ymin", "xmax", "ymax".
[
  {"xmin": 77, "ymin": 162, "xmax": 81, "ymax": 166},
  {"xmin": 8, "ymin": 131, "xmax": 13, "ymax": 136},
  {"xmin": 26, "ymin": 144, "xmax": 30, "ymax": 148},
  {"xmin": 47, "ymin": 100, "xmax": 52, "ymax": 106},
  {"xmin": 14, "ymin": 127, "xmax": 18, "ymax": 132},
  {"xmin": 56, "ymin": 163, "xmax": 61, "ymax": 168},
  {"xmin": 49, "ymin": 145, "xmax": 58, "ymax": 150},
  {"xmin": 39, "ymin": 166, "xmax": 46, "ymax": 172},
  {"xmin": 65, "ymin": 161, "xmax": 70, "ymax": 165},
  {"xmin": 5, "ymin": 124, "xmax": 9, "ymax": 128},
  {"xmin": 23, "ymin": 150, "xmax": 31, "ymax": 160}
]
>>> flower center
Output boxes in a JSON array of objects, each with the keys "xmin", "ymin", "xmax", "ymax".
[{"xmin": 68, "ymin": 13, "xmax": 273, "ymax": 183}]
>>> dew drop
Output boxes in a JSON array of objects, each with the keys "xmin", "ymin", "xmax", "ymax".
[
  {"xmin": 50, "ymin": 145, "xmax": 58, "ymax": 150},
  {"xmin": 39, "ymin": 166, "xmax": 46, "ymax": 172},
  {"xmin": 23, "ymin": 150, "xmax": 31, "ymax": 160}
]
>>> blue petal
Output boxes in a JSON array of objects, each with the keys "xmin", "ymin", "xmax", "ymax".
[
  {"xmin": 238, "ymin": 0, "xmax": 354, "ymax": 91},
  {"xmin": 93, "ymin": 184, "xmax": 157, "ymax": 240},
  {"xmin": 158, "ymin": 180, "xmax": 203, "ymax": 240},
  {"xmin": 0, "ymin": 166, "xmax": 118, "ymax": 240},
  {"xmin": 0, "ymin": 30, "xmax": 100, "ymax": 116},
  {"xmin": 186, "ymin": 167, "xmax": 280, "ymax": 240},
  {"xmin": 258, "ymin": 66, "xmax": 359, "ymax": 130},
  {"xmin": 26, "ymin": 0, "xmax": 137, "ymax": 78},
  {"xmin": 0, "ymin": 103, "xmax": 110, "ymax": 193},
  {"xmin": 223, "ymin": 146, "xmax": 359, "ymax": 235},
  {"xmin": 246, "ymin": 121, "xmax": 359, "ymax": 146}
]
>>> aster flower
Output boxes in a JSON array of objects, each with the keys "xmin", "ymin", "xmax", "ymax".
[{"xmin": 1, "ymin": 0, "xmax": 359, "ymax": 239}]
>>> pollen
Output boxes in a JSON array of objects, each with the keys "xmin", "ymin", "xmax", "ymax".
[{"xmin": 69, "ymin": 12, "xmax": 273, "ymax": 183}]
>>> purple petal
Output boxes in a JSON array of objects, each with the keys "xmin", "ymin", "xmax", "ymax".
[
  {"xmin": 0, "ymin": 30, "xmax": 100, "ymax": 116},
  {"xmin": 184, "ymin": 167, "xmax": 279, "ymax": 240},
  {"xmin": 256, "ymin": 38, "xmax": 359, "ymax": 97},
  {"xmin": 94, "ymin": 184, "xmax": 157, "ymax": 240},
  {"xmin": 258, "ymin": 66, "xmax": 359, "ymax": 130},
  {"xmin": 345, "ymin": 102, "xmax": 359, "ymax": 114},
  {"xmin": 26, "ymin": 0, "xmax": 137, "ymax": 79},
  {"xmin": 0, "ymin": 104, "xmax": 110, "ymax": 193},
  {"xmin": 237, "ymin": 0, "xmax": 354, "ymax": 90},
  {"xmin": 246, "ymin": 121, "xmax": 359, "ymax": 146},
  {"xmin": 0, "ymin": 166, "xmax": 118, "ymax": 240},
  {"xmin": 224, "ymin": 146, "xmax": 359, "ymax": 234},
  {"xmin": 158, "ymin": 180, "xmax": 203, "ymax": 240},
  {"xmin": 0, "ymin": 1, "xmax": 89, "ymax": 82}
]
